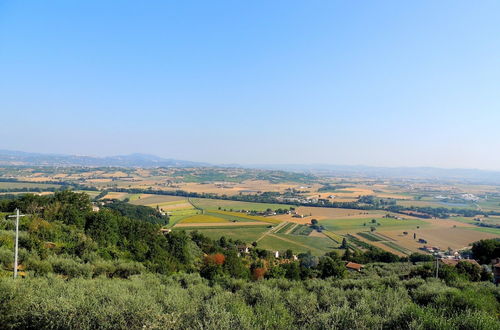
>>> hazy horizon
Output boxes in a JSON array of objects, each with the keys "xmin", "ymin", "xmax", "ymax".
[
  {"xmin": 1, "ymin": 1, "xmax": 499, "ymax": 170},
  {"xmin": 3, "ymin": 148, "xmax": 500, "ymax": 173}
]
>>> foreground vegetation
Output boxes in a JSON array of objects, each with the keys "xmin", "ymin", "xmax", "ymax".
[
  {"xmin": 1, "ymin": 272, "xmax": 498, "ymax": 329},
  {"xmin": 0, "ymin": 191, "xmax": 499, "ymax": 329}
]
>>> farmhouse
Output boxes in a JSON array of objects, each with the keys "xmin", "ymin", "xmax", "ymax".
[
  {"xmin": 345, "ymin": 262, "xmax": 364, "ymax": 272},
  {"xmin": 237, "ymin": 245, "xmax": 250, "ymax": 254},
  {"xmin": 91, "ymin": 203, "xmax": 100, "ymax": 212}
]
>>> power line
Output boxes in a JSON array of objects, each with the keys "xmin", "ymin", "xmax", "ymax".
[{"xmin": 7, "ymin": 209, "xmax": 26, "ymax": 279}]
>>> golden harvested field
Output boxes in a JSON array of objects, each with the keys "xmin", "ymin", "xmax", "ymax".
[
  {"xmin": 101, "ymin": 171, "xmax": 129, "ymax": 178},
  {"xmin": 376, "ymin": 218, "xmax": 499, "ymax": 252},
  {"xmin": 157, "ymin": 202, "xmax": 193, "ymax": 211},
  {"xmin": 130, "ymin": 194, "xmax": 187, "ymax": 206},
  {"xmin": 103, "ymin": 192, "xmax": 129, "ymax": 200}
]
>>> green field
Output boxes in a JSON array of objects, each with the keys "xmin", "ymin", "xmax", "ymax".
[
  {"xmin": 257, "ymin": 234, "xmax": 337, "ymax": 255},
  {"xmin": 275, "ymin": 222, "xmax": 295, "ymax": 234},
  {"xmin": 179, "ymin": 214, "xmax": 229, "ymax": 224},
  {"xmin": 190, "ymin": 198, "xmax": 292, "ymax": 211},
  {"xmin": 176, "ymin": 227, "xmax": 268, "ymax": 242},
  {"xmin": 357, "ymin": 232, "xmax": 383, "ymax": 242},
  {"xmin": 127, "ymin": 193, "xmax": 143, "ymax": 201},
  {"xmin": 290, "ymin": 225, "xmax": 313, "ymax": 236},
  {"xmin": 167, "ymin": 209, "xmax": 201, "ymax": 227},
  {"xmin": 468, "ymin": 227, "xmax": 500, "ymax": 235},
  {"xmin": 321, "ymin": 217, "xmax": 427, "ymax": 232},
  {"xmin": 322, "ymin": 230, "xmax": 344, "ymax": 244},
  {"xmin": 204, "ymin": 211, "xmax": 261, "ymax": 223},
  {"xmin": 477, "ymin": 199, "xmax": 500, "ymax": 212},
  {"xmin": 208, "ymin": 210, "xmax": 282, "ymax": 224},
  {"xmin": 451, "ymin": 217, "xmax": 500, "ymax": 235}
]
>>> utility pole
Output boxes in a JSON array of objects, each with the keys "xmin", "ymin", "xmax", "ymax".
[
  {"xmin": 435, "ymin": 257, "xmax": 439, "ymax": 279},
  {"xmin": 8, "ymin": 209, "xmax": 26, "ymax": 279}
]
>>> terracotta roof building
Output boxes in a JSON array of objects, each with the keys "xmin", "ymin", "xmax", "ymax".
[{"xmin": 345, "ymin": 262, "xmax": 364, "ymax": 272}]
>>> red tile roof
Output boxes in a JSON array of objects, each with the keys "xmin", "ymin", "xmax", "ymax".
[{"xmin": 346, "ymin": 262, "xmax": 364, "ymax": 271}]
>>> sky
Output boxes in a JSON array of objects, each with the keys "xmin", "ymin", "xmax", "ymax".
[{"xmin": 1, "ymin": 1, "xmax": 499, "ymax": 170}]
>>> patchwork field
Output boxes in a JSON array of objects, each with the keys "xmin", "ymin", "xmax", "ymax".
[
  {"xmin": 190, "ymin": 198, "xmax": 291, "ymax": 212},
  {"xmin": 3, "ymin": 166, "xmax": 500, "ymax": 257},
  {"xmin": 163, "ymin": 198, "xmax": 500, "ymax": 256},
  {"xmin": 275, "ymin": 207, "xmax": 392, "ymax": 224}
]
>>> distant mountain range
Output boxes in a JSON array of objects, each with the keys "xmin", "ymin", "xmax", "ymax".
[
  {"xmin": 0, "ymin": 150, "xmax": 208, "ymax": 168},
  {"xmin": 245, "ymin": 164, "xmax": 500, "ymax": 185},
  {"xmin": 1, "ymin": 149, "xmax": 499, "ymax": 184}
]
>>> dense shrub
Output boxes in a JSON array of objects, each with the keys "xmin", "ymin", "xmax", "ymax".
[
  {"xmin": 0, "ymin": 274, "xmax": 497, "ymax": 330},
  {"xmin": 46, "ymin": 255, "xmax": 93, "ymax": 278},
  {"xmin": 0, "ymin": 246, "xmax": 13, "ymax": 268}
]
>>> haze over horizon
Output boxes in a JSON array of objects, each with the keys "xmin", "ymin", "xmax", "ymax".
[{"xmin": 1, "ymin": 1, "xmax": 499, "ymax": 170}]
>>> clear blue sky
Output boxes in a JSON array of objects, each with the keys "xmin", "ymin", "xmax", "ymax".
[{"xmin": 1, "ymin": 1, "xmax": 499, "ymax": 169}]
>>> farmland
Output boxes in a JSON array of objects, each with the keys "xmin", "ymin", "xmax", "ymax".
[
  {"xmin": 174, "ymin": 227, "xmax": 268, "ymax": 243},
  {"xmin": 1, "ymin": 165, "xmax": 500, "ymax": 257},
  {"xmin": 320, "ymin": 217, "xmax": 427, "ymax": 232},
  {"xmin": 189, "ymin": 198, "xmax": 291, "ymax": 212},
  {"xmin": 178, "ymin": 214, "xmax": 229, "ymax": 224}
]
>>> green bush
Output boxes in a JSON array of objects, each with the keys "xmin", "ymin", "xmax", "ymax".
[
  {"xmin": 0, "ymin": 246, "xmax": 13, "ymax": 268},
  {"xmin": 112, "ymin": 261, "xmax": 145, "ymax": 278},
  {"xmin": 47, "ymin": 255, "xmax": 93, "ymax": 278}
]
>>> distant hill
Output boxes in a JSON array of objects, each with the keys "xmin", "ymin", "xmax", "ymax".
[
  {"xmin": 2, "ymin": 149, "xmax": 499, "ymax": 185},
  {"xmin": 0, "ymin": 150, "xmax": 208, "ymax": 168},
  {"xmin": 245, "ymin": 164, "xmax": 500, "ymax": 185}
]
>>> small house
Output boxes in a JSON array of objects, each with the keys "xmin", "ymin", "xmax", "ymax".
[
  {"xmin": 237, "ymin": 245, "xmax": 250, "ymax": 254},
  {"xmin": 345, "ymin": 262, "xmax": 364, "ymax": 272}
]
